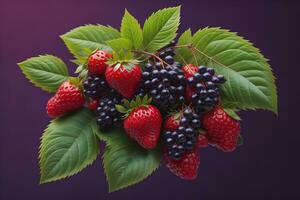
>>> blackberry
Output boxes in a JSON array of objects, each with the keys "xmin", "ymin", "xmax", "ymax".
[
  {"xmin": 157, "ymin": 40, "xmax": 176, "ymax": 65},
  {"xmin": 140, "ymin": 61, "xmax": 186, "ymax": 112},
  {"xmin": 163, "ymin": 108, "xmax": 201, "ymax": 160},
  {"xmin": 95, "ymin": 95, "xmax": 123, "ymax": 130},
  {"xmin": 188, "ymin": 66, "xmax": 226, "ymax": 113},
  {"xmin": 83, "ymin": 75, "xmax": 109, "ymax": 99}
]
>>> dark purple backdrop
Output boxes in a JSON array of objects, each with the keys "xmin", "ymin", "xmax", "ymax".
[{"xmin": 1, "ymin": 0, "xmax": 299, "ymax": 199}]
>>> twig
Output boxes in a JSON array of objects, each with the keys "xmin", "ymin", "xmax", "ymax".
[{"xmin": 132, "ymin": 50, "xmax": 169, "ymax": 66}]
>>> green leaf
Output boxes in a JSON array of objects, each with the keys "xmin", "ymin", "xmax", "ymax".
[
  {"xmin": 143, "ymin": 6, "xmax": 180, "ymax": 52},
  {"xmin": 39, "ymin": 108, "xmax": 99, "ymax": 183},
  {"xmin": 191, "ymin": 28, "xmax": 277, "ymax": 114},
  {"xmin": 18, "ymin": 55, "xmax": 69, "ymax": 92},
  {"xmin": 115, "ymin": 104, "xmax": 127, "ymax": 113},
  {"xmin": 223, "ymin": 108, "xmax": 241, "ymax": 121},
  {"xmin": 106, "ymin": 38, "xmax": 133, "ymax": 60},
  {"xmin": 100, "ymin": 128, "xmax": 161, "ymax": 192},
  {"xmin": 121, "ymin": 9, "xmax": 143, "ymax": 49},
  {"xmin": 175, "ymin": 28, "xmax": 193, "ymax": 63},
  {"xmin": 61, "ymin": 25, "xmax": 120, "ymax": 61}
]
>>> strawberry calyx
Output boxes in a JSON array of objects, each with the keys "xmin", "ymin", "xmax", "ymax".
[{"xmin": 116, "ymin": 95, "xmax": 152, "ymax": 118}]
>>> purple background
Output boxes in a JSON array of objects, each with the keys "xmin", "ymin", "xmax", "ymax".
[{"xmin": 1, "ymin": 0, "xmax": 299, "ymax": 199}]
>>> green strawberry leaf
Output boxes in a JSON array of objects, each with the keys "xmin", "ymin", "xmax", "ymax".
[
  {"xmin": 39, "ymin": 108, "xmax": 99, "ymax": 183},
  {"xmin": 61, "ymin": 25, "xmax": 120, "ymax": 63},
  {"xmin": 18, "ymin": 55, "xmax": 69, "ymax": 93},
  {"xmin": 190, "ymin": 28, "xmax": 277, "ymax": 114},
  {"xmin": 121, "ymin": 9, "xmax": 143, "ymax": 49},
  {"xmin": 99, "ymin": 128, "xmax": 161, "ymax": 192},
  {"xmin": 223, "ymin": 108, "xmax": 241, "ymax": 121},
  {"xmin": 115, "ymin": 104, "xmax": 127, "ymax": 114},
  {"xmin": 175, "ymin": 28, "xmax": 193, "ymax": 64},
  {"xmin": 106, "ymin": 38, "xmax": 133, "ymax": 60},
  {"xmin": 143, "ymin": 6, "xmax": 180, "ymax": 52}
]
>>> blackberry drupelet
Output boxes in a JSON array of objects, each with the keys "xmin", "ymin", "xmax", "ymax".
[
  {"xmin": 83, "ymin": 75, "xmax": 109, "ymax": 99},
  {"xmin": 188, "ymin": 66, "xmax": 226, "ymax": 113},
  {"xmin": 163, "ymin": 108, "xmax": 201, "ymax": 160},
  {"xmin": 95, "ymin": 95, "xmax": 123, "ymax": 130},
  {"xmin": 140, "ymin": 61, "xmax": 186, "ymax": 112}
]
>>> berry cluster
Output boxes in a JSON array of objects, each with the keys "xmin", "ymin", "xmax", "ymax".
[
  {"xmin": 163, "ymin": 108, "xmax": 201, "ymax": 160},
  {"xmin": 140, "ymin": 63, "xmax": 186, "ymax": 111},
  {"xmin": 187, "ymin": 66, "xmax": 226, "ymax": 113},
  {"xmin": 83, "ymin": 75, "xmax": 109, "ymax": 99},
  {"xmin": 95, "ymin": 95, "xmax": 123, "ymax": 130}
]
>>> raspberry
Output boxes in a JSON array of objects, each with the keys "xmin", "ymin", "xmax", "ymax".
[
  {"xmin": 202, "ymin": 106, "xmax": 241, "ymax": 152},
  {"xmin": 164, "ymin": 147, "xmax": 200, "ymax": 180}
]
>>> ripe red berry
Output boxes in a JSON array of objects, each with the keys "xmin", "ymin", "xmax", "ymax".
[
  {"xmin": 88, "ymin": 50, "xmax": 112, "ymax": 75},
  {"xmin": 164, "ymin": 115, "xmax": 180, "ymax": 131},
  {"xmin": 202, "ymin": 107, "xmax": 241, "ymax": 152},
  {"xmin": 105, "ymin": 64, "xmax": 142, "ymax": 98},
  {"xmin": 88, "ymin": 99, "xmax": 99, "ymax": 110},
  {"xmin": 197, "ymin": 134, "xmax": 209, "ymax": 148},
  {"xmin": 124, "ymin": 105, "xmax": 162, "ymax": 149},
  {"xmin": 164, "ymin": 148, "xmax": 200, "ymax": 180},
  {"xmin": 46, "ymin": 81, "xmax": 85, "ymax": 117}
]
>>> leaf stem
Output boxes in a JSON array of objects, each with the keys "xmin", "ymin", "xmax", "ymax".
[
  {"xmin": 172, "ymin": 44, "xmax": 226, "ymax": 67},
  {"xmin": 132, "ymin": 50, "xmax": 168, "ymax": 66}
]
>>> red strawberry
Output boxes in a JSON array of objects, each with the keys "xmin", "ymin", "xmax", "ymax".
[
  {"xmin": 46, "ymin": 81, "xmax": 85, "ymax": 117},
  {"xmin": 105, "ymin": 64, "xmax": 142, "ymax": 98},
  {"xmin": 202, "ymin": 107, "xmax": 241, "ymax": 152},
  {"xmin": 124, "ymin": 105, "xmax": 162, "ymax": 149},
  {"xmin": 88, "ymin": 50, "xmax": 112, "ymax": 75},
  {"xmin": 182, "ymin": 64, "xmax": 198, "ymax": 102},
  {"xmin": 197, "ymin": 134, "xmax": 209, "ymax": 148},
  {"xmin": 164, "ymin": 148, "xmax": 200, "ymax": 180},
  {"xmin": 183, "ymin": 64, "xmax": 198, "ymax": 79},
  {"xmin": 164, "ymin": 114, "xmax": 180, "ymax": 131}
]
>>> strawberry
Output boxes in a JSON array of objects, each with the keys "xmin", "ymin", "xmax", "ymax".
[
  {"xmin": 164, "ymin": 114, "xmax": 180, "ymax": 131},
  {"xmin": 123, "ymin": 104, "xmax": 162, "ymax": 149},
  {"xmin": 197, "ymin": 134, "xmax": 209, "ymax": 148},
  {"xmin": 164, "ymin": 148, "xmax": 200, "ymax": 180},
  {"xmin": 88, "ymin": 50, "xmax": 112, "ymax": 75},
  {"xmin": 46, "ymin": 81, "xmax": 85, "ymax": 117},
  {"xmin": 202, "ymin": 106, "xmax": 241, "ymax": 152},
  {"xmin": 105, "ymin": 64, "xmax": 142, "ymax": 98}
]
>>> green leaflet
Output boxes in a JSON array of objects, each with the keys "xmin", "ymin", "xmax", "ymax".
[
  {"xmin": 39, "ymin": 108, "xmax": 99, "ymax": 183},
  {"xmin": 191, "ymin": 28, "xmax": 277, "ymax": 114},
  {"xmin": 143, "ymin": 6, "xmax": 180, "ymax": 52},
  {"xmin": 61, "ymin": 24, "xmax": 120, "ymax": 61},
  {"xmin": 106, "ymin": 38, "xmax": 133, "ymax": 60},
  {"xmin": 175, "ymin": 28, "xmax": 193, "ymax": 64},
  {"xmin": 98, "ymin": 128, "xmax": 161, "ymax": 192},
  {"xmin": 18, "ymin": 55, "xmax": 69, "ymax": 93},
  {"xmin": 121, "ymin": 9, "xmax": 143, "ymax": 49}
]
